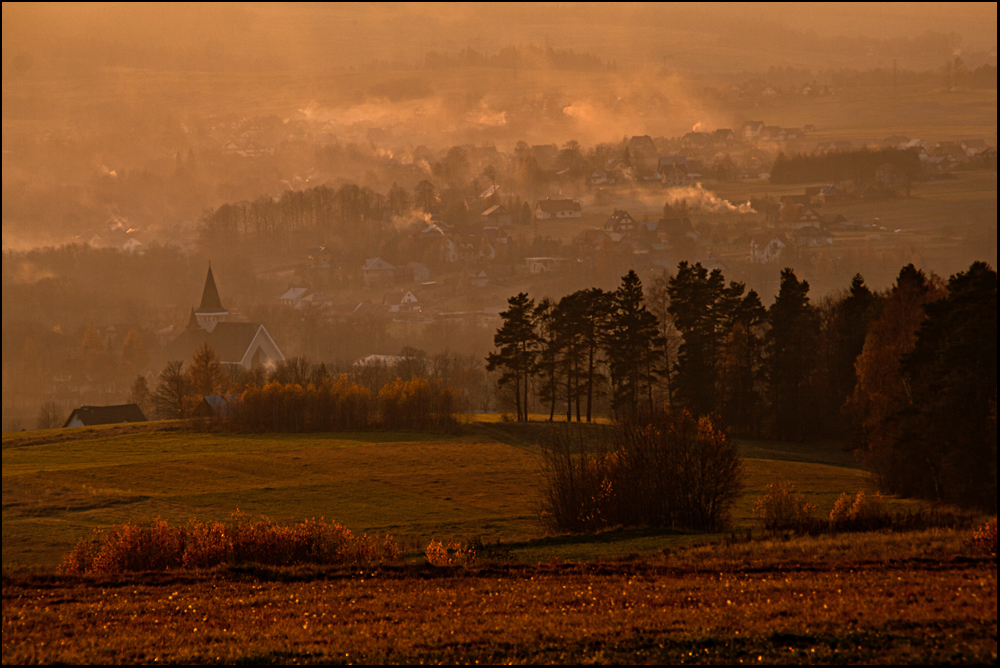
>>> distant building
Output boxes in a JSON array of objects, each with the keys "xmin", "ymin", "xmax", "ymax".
[
  {"xmin": 534, "ymin": 198, "xmax": 582, "ymax": 220},
  {"xmin": 480, "ymin": 204, "xmax": 512, "ymax": 227},
  {"xmin": 383, "ymin": 289, "xmax": 420, "ymax": 313},
  {"xmin": 168, "ymin": 265, "xmax": 284, "ymax": 369},
  {"xmin": 361, "ymin": 257, "xmax": 397, "ymax": 286},
  {"xmin": 604, "ymin": 209, "xmax": 638, "ymax": 234},
  {"xmin": 63, "ymin": 404, "xmax": 146, "ymax": 428}
]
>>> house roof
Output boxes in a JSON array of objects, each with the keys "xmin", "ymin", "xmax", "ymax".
[
  {"xmin": 535, "ymin": 198, "xmax": 582, "ymax": 213},
  {"xmin": 481, "ymin": 204, "xmax": 508, "ymax": 217},
  {"xmin": 362, "ymin": 257, "xmax": 395, "ymax": 270},
  {"xmin": 196, "ymin": 266, "xmax": 227, "ymax": 315},
  {"xmin": 63, "ymin": 404, "xmax": 146, "ymax": 428},
  {"xmin": 279, "ymin": 287, "xmax": 309, "ymax": 301},
  {"xmin": 383, "ymin": 290, "xmax": 418, "ymax": 306},
  {"xmin": 658, "ymin": 156, "xmax": 688, "ymax": 169}
]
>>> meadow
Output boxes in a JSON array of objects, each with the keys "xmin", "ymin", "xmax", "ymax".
[
  {"xmin": 2, "ymin": 421, "xmax": 995, "ymax": 663},
  {"xmin": 2, "ymin": 420, "xmax": 876, "ymax": 569}
]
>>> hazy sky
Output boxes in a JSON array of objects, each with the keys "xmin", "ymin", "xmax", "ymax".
[{"xmin": 4, "ymin": 3, "xmax": 996, "ymax": 73}]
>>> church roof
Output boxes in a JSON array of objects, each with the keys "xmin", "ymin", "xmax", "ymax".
[
  {"xmin": 196, "ymin": 265, "xmax": 227, "ymax": 315},
  {"xmin": 167, "ymin": 322, "xmax": 283, "ymax": 366}
]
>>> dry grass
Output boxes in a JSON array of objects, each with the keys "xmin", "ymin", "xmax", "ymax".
[{"xmin": 3, "ymin": 528, "xmax": 995, "ymax": 664}]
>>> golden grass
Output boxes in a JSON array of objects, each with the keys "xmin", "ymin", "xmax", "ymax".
[{"xmin": 2, "ymin": 528, "xmax": 995, "ymax": 664}]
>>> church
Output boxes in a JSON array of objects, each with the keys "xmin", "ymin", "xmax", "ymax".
[{"xmin": 168, "ymin": 265, "xmax": 285, "ymax": 369}]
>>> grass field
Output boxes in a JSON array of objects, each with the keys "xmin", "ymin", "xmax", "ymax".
[
  {"xmin": 0, "ymin": 420, "xmax": 930, "ymax": 569},
  {"xmin": 2, "ymin": 421, "xmax": 995, "ymax": 664}
]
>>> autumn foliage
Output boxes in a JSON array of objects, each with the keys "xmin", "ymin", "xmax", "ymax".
[
  {"xmin": 58, "ymin": 513, "xmax": 400, "ymax": 573},
  {"xmin": 541, "ymin": 410, "xmax": 742, "ymax": 533},
  {"xmin": 227, "ymin": 375, "xmax": 453, "ymax": 432}
]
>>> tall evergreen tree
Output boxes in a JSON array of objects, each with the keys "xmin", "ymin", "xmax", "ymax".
[
  {"xmin": 605, "ymin": 270, "xmax": 663, "ymax": 419},
  {"xmin": 767, "ymin": 268, "xmax": 820, "ymax": 440},
  {"xmin": 570, "ymin": 287, "xmax": 611, "ymax": 422},
  {"xmin": 718, "ymin": 289, "xmax": 768, "ymax": 435},
  {"xmin": 486, "ymin": 293, "xmax": 538, "ymax": 421},
  {"xmin": 533, "ymin": 298, "xmax": 561, "ymax": 421},
  {"xmin": 833, "ymin": 274, "xmax": 879, "ymax": 410},
  {"xmin": 898, "ymin": 262, "xmax": 997, "ymax": 510},
  {"xmin": 667, "ymin": 262, "xmax": 741, "ymax": 416}
]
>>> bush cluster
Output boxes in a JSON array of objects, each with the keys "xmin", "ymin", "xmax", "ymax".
[
  {"xmin": 58, "ymin": 513, "xmax": 400, "ymax": 573},
  {"xmin": 829, "ymin": 491, "xmax": 890, "ymax": 531},
  {"xmin": 752, "ymin": 482, "xmax": 818, "ymax": 532},
  {"xmin": 541, "ymin": 410, "xmax": 742, "ymax": 533},
  {"xmin": 228, "ymin": 376, "xmax": 453, "ymax": 432},
  {"xmin": 965, "ymin": 518, "xmax": 997, "ymax": 556},
  {"xmin": 753, "ymin": 485, "xmax": 900, "ymax": 534}
]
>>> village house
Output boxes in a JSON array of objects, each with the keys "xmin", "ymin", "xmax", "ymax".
[
  {"xmin": 525, "ymin": 257, "xmax": 569, "ymax": 274},
  {"xmin": 534, "ymin": 198, "xmax": 583, "ymax": 220},
  {"xmin": 603, "ymin": 209, "xmax": 638, "ymax": 235},
  {"xmin": 627, "ymin": 135, "xmax": 658, "ymax": 171},
  {"xmin": 278, "ymin": 287, "xmax": 309, "ymax": 307},
  {"xmin": 741, "ymin": 120, "xmax": 765, "ymax": 140},
  {"xmin": 383, "ymin": 289, "xmax": 420, "ymax": 314},
  {"xmin": 63, "ymin": 403, "xmax": 147, "ymax": 428},
  {"xmin": 589, "ymin": 168, "xmax": 615, "ymax": 185},
  {"xmin": 480, "ymin": 204, "xmax": 512, "ymax": 227},
  {"xmin": 361, "ymin": 257, "xmax": 397, "ymax": 286},
  {"xmin": 793, "ymin": 226, "xmax": 835, "ymax": 247},
  {"xmin": 750, "ymin": 234, "xmax": 788, "ymax": 264}
]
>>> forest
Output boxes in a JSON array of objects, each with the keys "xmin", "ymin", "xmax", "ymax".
[{"xmin": 485, "ymin": 261, "xmax": 997, "ymax": 511}]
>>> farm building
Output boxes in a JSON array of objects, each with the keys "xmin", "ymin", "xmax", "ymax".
[{"xmin": 63, "ymin": 404, "xmax": 146, "ymax": 428}]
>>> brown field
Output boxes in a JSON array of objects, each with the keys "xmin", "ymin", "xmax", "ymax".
[{"xmin": 3, "ymin": 529, "xmax": 995, "ymax": 664}]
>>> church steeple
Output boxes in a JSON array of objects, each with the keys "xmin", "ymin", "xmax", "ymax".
[{"xmin": 194, "ymin": 264, "xmax": 228, "ymax": 332}]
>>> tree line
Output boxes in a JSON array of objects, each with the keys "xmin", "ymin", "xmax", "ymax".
[
  {"xmin": 135, "ymin": 345, "xmax": 457, "ymax": 432},
  {"xmin": 488, "ymin": 261, "xmax": 996, "ymax": 510},
  {"xmin": 770, "ymin": 147, "xmax": 922, "ymax": 186}
]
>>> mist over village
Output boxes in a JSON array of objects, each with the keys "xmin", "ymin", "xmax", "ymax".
[{"xmin": 2, "ymin": 3, "xmax": 996, "ymax": 664}]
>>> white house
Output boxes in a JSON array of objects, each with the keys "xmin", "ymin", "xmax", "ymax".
[
  {"xmin": 534, "ymin": 199, "xmax": 583, "ymax": 220},
  {"xmin": 383, "ymin": 289, "xmax": 420, "ymax": 313}
]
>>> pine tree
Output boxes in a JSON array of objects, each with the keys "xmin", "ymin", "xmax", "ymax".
[
  {"xmin": 898, "ymin": 261, "xmax": 997, "ymax": 510},
  {"xmin": 767, "ymin": 268, "xmax": 819, "ymax": 440},
  {"xmin": 667, "ymin": 262, "xmax": 734, "ymax": 416},
  {"xmin": 533, "ymin": 298, "xmax": 561, "ymax": 421},
  {"xmin": 718, "ymin": 289, "xmax": 767, "ymax": 435},
  {"xmin": 486, "ymin": 293, "xmax": 538, "ymax": 421},
  {"xmin": 605, "ymin": 270, "xmax": 663, "ymax": 419}
]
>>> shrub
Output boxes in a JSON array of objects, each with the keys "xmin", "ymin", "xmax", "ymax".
[
  {"xmin": 752, "ymin": 482, "xmax": 817, "ymax": 532},
  {"xmin": 424, "ymin": 539, "xmax": 476, "ymax": 567},
  {"xmin": 541, "ymin": 410, "xmax": 743, "ymax": 533},
  {"xmin": 965, "ymin": 518, "xmax": 997, "ymax": 555},
  {"xmin": 829, "ymin": 491, "xmax": 890, "ymax": 531},
  {"xmin": 58, "ymin": 512, "xmax": 399, "ymax": 574}
]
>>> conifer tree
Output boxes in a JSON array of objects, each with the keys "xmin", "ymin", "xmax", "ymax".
[
  {"xmin": 486, "ymin": 292, "xmax": 538, "ymax": 421},
  {"xmin": 767, "ymin": 268, "xmax": 820, "ymax": 440},
  {"xmin": 605, "ymin": 270, "xmax": 663, "ymax": 419}
]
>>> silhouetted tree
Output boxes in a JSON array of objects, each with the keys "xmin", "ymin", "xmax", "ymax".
[
  {"xmin": 155, "ymin": 360, "xmax": 193, "ymax": 419},
  {"xmin": 897, "ymin": 262, "xmax": 997, "ymax": 510},
  {"xmin": 486, "ymin": 293, "xmax": 538, "ymax": 421},
  {"xmin": 605, "ymin": 271, "xmax": 663, "ymax": 419},
  {"xmin": 189, "ymin": 344, "xmax": 222, "ymax": 397},
  {"xmin": 767, "ymin": 268, "xmax": 820, "ymax": 440}
]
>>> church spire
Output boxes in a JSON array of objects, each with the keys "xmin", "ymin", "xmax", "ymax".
[
  {"xmin": 194, "ymin": 263, "xmax": 228, "ymax": 332},
  {"xmin": 195, "ymin": 264, "xmax": 227, "ymax": 315}
]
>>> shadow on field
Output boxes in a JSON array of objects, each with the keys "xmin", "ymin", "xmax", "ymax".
[
  {"xmin": 469, "ymin": 421, "xmax": 615, "ymax": 451},
  {"xmin": 506, "ymin": 526, "xmax": 692, "ymax": 551}
]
